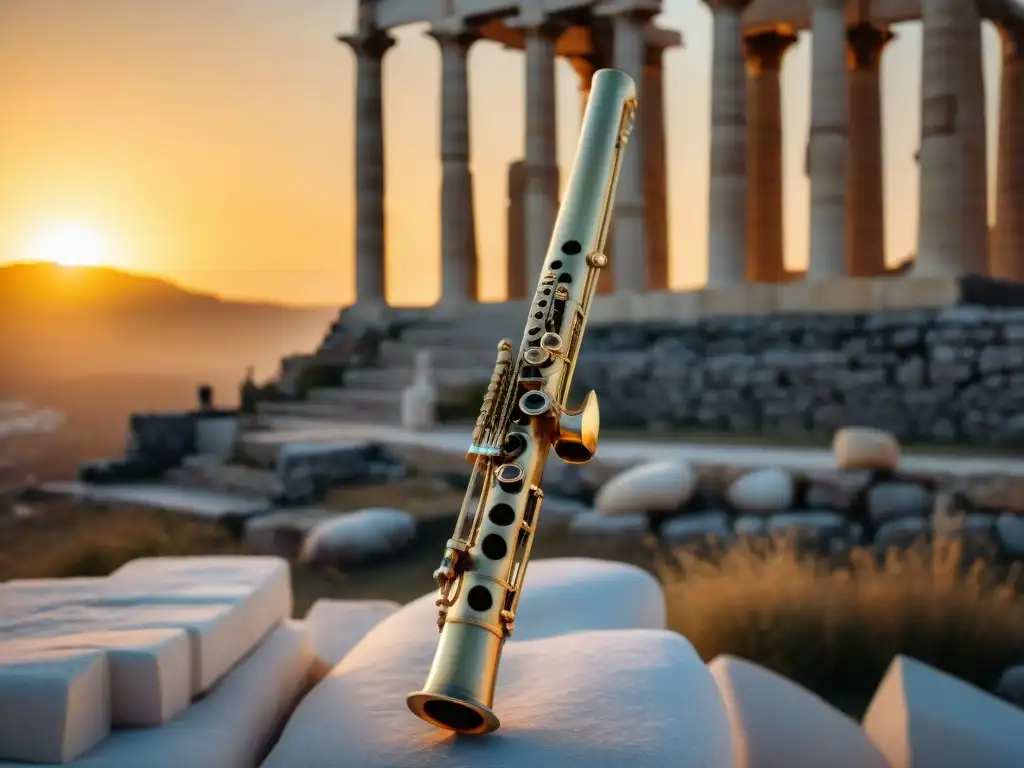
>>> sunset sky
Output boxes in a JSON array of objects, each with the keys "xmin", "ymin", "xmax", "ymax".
[{"xmin": 0, "ymin": 1, "xmax": 1004, "ymax": 307}]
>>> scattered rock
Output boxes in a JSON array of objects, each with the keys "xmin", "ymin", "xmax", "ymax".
[
  {"xmin": 866, "ymin": 482, "xmax": 933, "ymax": 525},
  {"xmin": 710, "ymin": 655, "xmax": 889, "ymax": 768},
  {"xmin": 299, "ymin": 508, "xmax": 417, "ymax": 568},
  {"xmin": 874, "ymin": 517, "xmax": 929, "ymax": 552},
  {"xmin": 767, "ymin": 511, "xmax": 849, "ymax": 550},
  {"xmin": 734, "ymin": 515, "xmax": 768, "ymax": 538},
  {"xmin": 805, "ymin": 470, "xmax": 872, "ymax": 510},
  {"xmin": 726, "ymin": 468, "xmax": 795, "ymax": 515},
  {"xmin": 567, "ymin": 511, "xmax": 648, "ymax": 545},
  {"xmin": 244, "ymin": 508, "xmax": 338, "ymax": 559},
  {"xmin": 863, "ymin": 655, "xmax": 1024, "ymax": 767},
  {"xmin": 995, "ymin": 665, "xmax": 1024, "ymax": 709},
  {"xmin": 995, "ymin": 514, "xmax": 1024, "ymax": 558},
  {"xmin": 304, "ymin": 599, "xmax": 399, "ymax": 669},
  {"xmin": 594, "ymin": 460, "xmax": 698, "ymax": 517},
  {"xmin": 833, "ymin": 427, "xmax": 900, "ymax": 471},
  {"xmin": 661, "ymin": 511, "xmax": 733, "ymax": 549}
]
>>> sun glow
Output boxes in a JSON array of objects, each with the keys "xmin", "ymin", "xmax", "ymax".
[{"xmin": 22, "ymin": 221, "xmax": 118, "ymax": 268}]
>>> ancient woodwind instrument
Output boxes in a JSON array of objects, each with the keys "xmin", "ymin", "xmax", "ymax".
[{"xmin": 406, "ymin": 68, "xmax": 638, "ymax": 736}]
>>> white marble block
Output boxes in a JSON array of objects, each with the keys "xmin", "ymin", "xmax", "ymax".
[
  {"xmin": 106, "ymin": 556, "xmax": 292, "ymax": 649},
  {"xmin": 261, "ymin": 628, "xmax": 735, "ymax": 768},
  {"xmin": 862, "ymin": 655, "xmax": 1024, "ymax": 767},
  {"xmin": 304, "ymin": 599, "xmax": 400, "ymax": 668},
  {"xmin": 0, "ymin": 622, "xmax": 314, "ymax": 768},
  {"xmin": 0, "ymin": 647, "xmax": 110, "ymax": 764},
  {"xmin": 709, "ymin": 655, "xmax": 888, "ymax": 767},
  {"xmin": 0, "ymin": 628, "xmax": 190, "ymax": 729},
  {"xmin": 1, "ymin": 556, "xmax": 292, "ymax": 696}
]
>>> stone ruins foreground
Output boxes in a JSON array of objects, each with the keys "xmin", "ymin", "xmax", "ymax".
[{"xmin": 1, "ymin": 556, "xmax": 1022, "ymax": 766}]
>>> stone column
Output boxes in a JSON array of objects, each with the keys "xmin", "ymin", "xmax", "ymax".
[
  {"xmin": 644, "ymin": 41, "xmax": 670, "ymax": 291},
  {"xmin": 915, "ymin": 0, "xmax": 970, "ymax": 276},
  {"xmin": 569, "ymin": 55, "xmax": 597, "ymax": 119},
  {"xmin": 338, "ymin": 29, "xmax": 395, "ymax": 305},
  {"xmin": 599, "ymin": 2, "xmax": 656, "ymax": 294},
  {"xmin": 522, "ymin": 21, "xmax": 563, "ymax": 290},
  {"xmin": 992, "ymin": 21, "xmax": 1024, "ymax": 280},
  {"xmin": 507, "ymin": 160, "xmax": 528, "ymax": 299},
  {"xmin": 846, "ymin": 22, "xmax": 893, "ymax": 277},
  {"xmin": 704, "ymin": 0, "xmax": 751, "ymax": 287},
  {"xmin": 806, "ymin": 0, "xmax": 849, "ymax": 280},
  {"xmin": 428, "ymin": 28, "xmax": 480, "ymax": 304},
  {"xmin": 744, "ymin": 28, "xmax": 796, "ymax": 283},
  {"xmin": 960, "ymin": 1, "xmax": 989, "ymax": 275}
]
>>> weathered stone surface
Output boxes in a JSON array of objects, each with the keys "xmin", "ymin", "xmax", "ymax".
[
  {"xmin": 866, "ymin": 482, "xmax": 933, "ymax": 525},
  {"xmin": 275, "ymin": 441, "xmax": 405, "ymax": 505},
  {"xmin": 569, "ymin": 308, "xmax": 1024, "ymax": 446},
  {"xmin": 594, "ymin": 460, "xmax": 698, "ymax": 517},
  {"xmin": 0, "ymin": 622, "xmax": 315, "ymax": 768},
  {"xmin": 661, "ymin": 511, "xmax": 733, "ymax": 548},
  {"xmin": 874, "ymin": 517, "xmax": 929, "ymax": 552},
  {"xmin": 262, "ymin": 560, "xmax": 722, "ymax": 768},
  {"xmin": 726, "ymin": 468, "xmax": 796, "ymax": 514},
  {"xmin": 304, "ymin": 599, "xmax": 399, "ymax": 669},
  {"xmin": 710, "ymin": 655, "xmax": 889, "ymax": 768},
  {"xmin": 0, "ymin": 647, "xmax": 110, "ymax": 764},
  {"xmin": 862, "ymin": 655, "xmax": 1024, "ymax": 767},
  {"xmin": 995, "ymin": 665, "xmax": 1024, "ymax": 709},
  {"xmin": 996, "ymin": 514, "xmax": 1024, "ymax": 558},
  {"xmin": 299, "ymin": 508, "xmax": 417, "ymax": 568}
]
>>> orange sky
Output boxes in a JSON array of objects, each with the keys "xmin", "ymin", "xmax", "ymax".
[{"xmin": 0, "ymin": 1, "xmax": 1005, "ymax": 307}]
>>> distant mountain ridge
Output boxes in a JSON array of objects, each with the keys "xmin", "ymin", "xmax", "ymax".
[{"xmin": 1, "ymin": 262, "xmax": 337, "ymax": 387}]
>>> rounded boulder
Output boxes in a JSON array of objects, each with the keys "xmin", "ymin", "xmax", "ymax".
[
  {"xmin": 833, "ymin": 427, "xmax": 900, "ymax": 471},
  {"xmin": 726, "ymin": 468, "xmax": 796, "ymax": 515},
  {"xmin": 594, "ymin": 460, "xmax": 698, "ymax": 517},
  {"xmin": 299, "ymin": 508, "xmax": 417, "ymax": 568}
]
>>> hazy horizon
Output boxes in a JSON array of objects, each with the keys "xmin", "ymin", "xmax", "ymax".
[{"xmin": 0, "ymin": 1, "xmax": 1005, "ymax": 308}]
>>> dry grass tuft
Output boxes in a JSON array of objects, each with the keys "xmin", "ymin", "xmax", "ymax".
[
  {"xmin": 662, "ymin": 538, "xmax": 1024, "ymax": 711},
  {"xmin": 0, "ymin": 502, "xmax": 243, "ymax": 581}
]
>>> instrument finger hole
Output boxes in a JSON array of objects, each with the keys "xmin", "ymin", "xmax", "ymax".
[
  {"xmin": 467, "ymin": 586, "xmax": 493, "ymax": 612},
  {"xmin": 488, "ymin": 503, "xmax": 516, "ymax": 526},
  {"xmin": 481, "ymin": 534, "xmax": 508, "ymax": 561},
  {"xmin": 561, "ymin": 240, "xmax": 582, "ymax": 255},
  {"xmin": 549, "ymin": 260, "xmax": 562, "ymax": 269}
]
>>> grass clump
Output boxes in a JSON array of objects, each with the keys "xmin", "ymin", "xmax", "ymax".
[{"xmin": 662, "ymin": 538, "xmax": 1024, "ymax": 714}]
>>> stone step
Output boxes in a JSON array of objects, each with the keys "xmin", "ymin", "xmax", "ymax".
[
  {"xmin": 375, "ymin": 340, "xmax": 505, "ymax": 367},
  {"xmin": 342, "ymin": 365, "xmax": 495, "ymax": 392},
  {"xmin": 399, "ymin": 321, "xmax": 524, "ymax": 347},
  {"xmin": 256, "ymin": 397, "xmax": 400, "ymax": 425},
  {"xmin": 306, "ymin": 387, "xmax": 402, "ymax": 406},
  {"xmin": 164, "ymin": 456, "xmax": 282, "ymax": 499}
]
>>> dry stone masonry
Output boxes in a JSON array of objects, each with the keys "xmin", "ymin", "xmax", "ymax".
[{"xmin": 571, "ymin": 305, "xmax": 1024, "ymax": 445}]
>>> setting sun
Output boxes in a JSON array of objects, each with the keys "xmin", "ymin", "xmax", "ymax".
[{"xmin": 22, "ymin": 221, "xmax": 118, "ymax": 268}]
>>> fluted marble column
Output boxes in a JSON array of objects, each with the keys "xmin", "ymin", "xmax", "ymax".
[
  {"xmin": 429, "ymin": 28, "xmax": 480, "ymax": 304},
  {"xmin": 522, "ymin": 21, "xmax": 563, "ymax": 289},
  {"xmin": 644, "ymin": 41, "xmax": 670, "ymax": 291},
  {"xmin": 744, "ymin": 28, "xmax": 796, "ymax": 283},
  {"xmin": 960, "ymin": 1, "xmax": 989, "ymax": 274},
  {"xmin": 806, "ymin": 0, "xmax": 849, "ymax": 279},
  {"xmin": 916, "ymin": 0, "xmax": 970, "ymax": 275},
  {"xmin": 846, "ymin": 22, "xmax": 893, "ymax": 277},
  {"xmin": 992, "ymin": 21, "xmax": 1024, "ymax": 280},
  {"xmin": 600, "ymin": 2, "xmax": 655, "ymax": 294},
  {"xmin": 339, "ymin": 29, "xmax": 395, "ymax": 305},
  {"xmin": 705, "ymin": 0, "xmax": 751, "ymax": 287},
  {"xmin": 507, "ymin": 160, "xmax": 528, "ymax": 298},
  {"xmin": 569, "ymin": 55, "xmax": 597, "ymax": 119}
]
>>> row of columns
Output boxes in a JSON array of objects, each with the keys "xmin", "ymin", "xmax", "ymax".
[{"xmin": 343, "ymin": 1, "xmax": 1024, "ymax": 307}]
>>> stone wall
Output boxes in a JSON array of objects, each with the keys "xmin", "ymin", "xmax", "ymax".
[{"xmin": 570, "ymin": 305, "xmax": 1024, "ymax": 446}]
